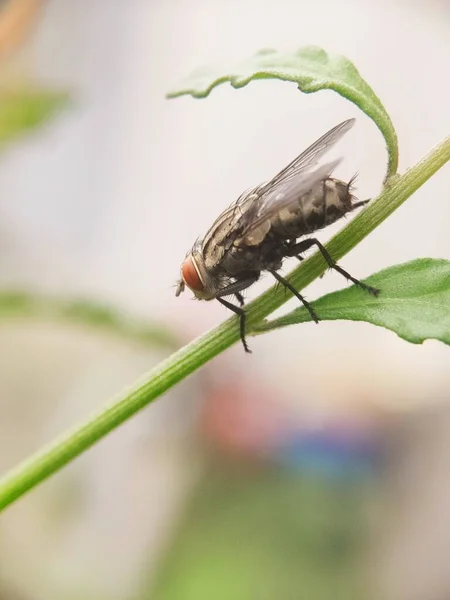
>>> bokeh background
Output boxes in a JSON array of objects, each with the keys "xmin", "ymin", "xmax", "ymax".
[{"xmin": 0, "ymin": 1, "xmax": 449, "ymax": 599}]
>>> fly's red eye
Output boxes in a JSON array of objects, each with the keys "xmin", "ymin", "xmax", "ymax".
[{"xmin": 182, "ymin": 257, "xmax": 204, "ymax": 292}]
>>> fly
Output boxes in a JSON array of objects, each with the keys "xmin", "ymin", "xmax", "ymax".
[{"xmin": 175, "ymin": 118, "xmax": 379, "ymax": 353}]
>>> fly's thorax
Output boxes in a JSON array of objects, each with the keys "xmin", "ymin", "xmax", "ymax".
[
  {"xmin": 241, "ymin": 219, "xmax": 271, "ymax": 247},
  {"xmin": 201, "ymin": 190, "xmax": 260, "ymax": 272}
]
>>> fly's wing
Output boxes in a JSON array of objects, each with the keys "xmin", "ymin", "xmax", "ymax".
[{"xmin": 238, "ymin": 118, "xmax": 355, "ymax": 237}]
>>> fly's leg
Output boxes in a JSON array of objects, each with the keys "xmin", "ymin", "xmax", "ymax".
[
  {"xmin": 294, "ymin": 249, "xmax": 325, "ymax": 278},
  {"xmin": 287, "ymin": 238, "xmax": 379, "ymax": 296},
  {"xmin": 235, "ymin": 292, "xmax": 245, "ymax": 307},
  {"xmin": 281, "ymin": 245, "xmax": 303, "ymax": 291},
  {"xmin": 272, "ymin": 278, "xmax": 287, "ymax": 298},
  {"xmin": 217, "ymin": 297, "xmax": 251, "ymax": 353},
  {"xmin": 268, "ymin": 269, "xmax": 319, "ymax": 323},
  {"xmin": 216, "ymin": 274, "xmax": 260, "ymax": 353},
  {"xmin": 217, "ymin": 274, "xmax": 260, "ymax": 299},
  {"xmin": 282, "ymin": 242, "xmax": 303, "ymax": 263}
]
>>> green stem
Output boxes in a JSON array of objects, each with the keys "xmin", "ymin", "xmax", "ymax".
[{"xmin": 0, "ymin": 133, "xmax": 449, "ymax": 511}]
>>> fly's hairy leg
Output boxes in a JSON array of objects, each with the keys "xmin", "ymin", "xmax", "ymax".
[
  {"xmin": 286, "ymin": 238, "xmax": 379, "ymax": 296},
  {"xmin": 282, "ymin": 242, "xmax": 304, "ymax": 264},
  {"xmin": 268, "ymin": 269, "xmax": 319, "ymax": 323},
  {"xmin": 216, "ymin": 274, "xmax": 260, "ymax": 353},
  {"xmin": 272, "ymin": 279, "xmax": 288, "ymax": 298},
  {"xmin": 217, "ymin": 297, "xmax": 251, "ymax": 353},
  {"xmin": 216, "ymin": 274, "xmax": 260, "ymax": 299},
  {"xmin": 235, "ymin": 292, "xmax": 245, "ymax": 307}
]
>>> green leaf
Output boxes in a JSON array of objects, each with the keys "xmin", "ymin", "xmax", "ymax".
[
  {"xmin": 0, "ymin": 87, "xmax": 69, "ymax": 145},
  {"xmin": 167, "ymin": 46, "xmax": 398, "ymax": 179},
  {"xmin": 253, "ymin": 259, "xmax": 450, "ymax": 345}
]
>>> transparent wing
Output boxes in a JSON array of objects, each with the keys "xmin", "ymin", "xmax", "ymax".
[
  {"xmin": 258, "ymin": 118, "xmax": 354, "ymax": 194},
  {"xmin": 239, "ymin": 118, "xmax": 355, "ymax": 236},
  {"xmin": 239, "ymin": 159, "xmax": 341, "ymax": 235}
]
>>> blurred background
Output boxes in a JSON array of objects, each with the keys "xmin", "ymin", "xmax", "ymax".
[{"xmin": 0, "ymin": 0, "xmax": 449, "ymax": 599}]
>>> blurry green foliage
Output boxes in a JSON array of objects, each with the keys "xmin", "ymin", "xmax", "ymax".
[
  {"xmin": 0, "ymin": 87, "xmax": 69, "ymax": 145},
  {"xmin": 0, "ymin": 291, "xmax": 179, "ymax": 350},
  {"xmin": 150, "ymin": 461, "xmax": 367, "ymax": 600}
]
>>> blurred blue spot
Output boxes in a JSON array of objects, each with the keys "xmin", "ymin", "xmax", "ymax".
[{"xmin": 272, "ymin": 430, "xmax": 379, "ymax": 481}]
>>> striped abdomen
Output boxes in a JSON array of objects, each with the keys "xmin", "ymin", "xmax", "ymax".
[{"xmin": 269, "ymin": 178, "xmax": 355, "ymax": 239}]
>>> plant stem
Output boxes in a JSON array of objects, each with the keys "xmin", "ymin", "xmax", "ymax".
[{"xmin": 0, "ymin": 133, "xmax": 449, "ymax": 512}]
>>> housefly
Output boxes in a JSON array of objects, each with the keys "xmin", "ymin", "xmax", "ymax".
[{"xmin": 175, "ymin": 118, "xmax": 379, "ymax": 353}]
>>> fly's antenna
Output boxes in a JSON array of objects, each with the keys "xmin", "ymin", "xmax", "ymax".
[{"xmin": 174, "ymin": 280, "xmax": 185, "ymax": 296}]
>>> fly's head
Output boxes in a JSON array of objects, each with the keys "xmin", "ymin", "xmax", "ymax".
[{"xmin": 175, "ymin": 243, "xmax": 216, "ymax": 301}]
